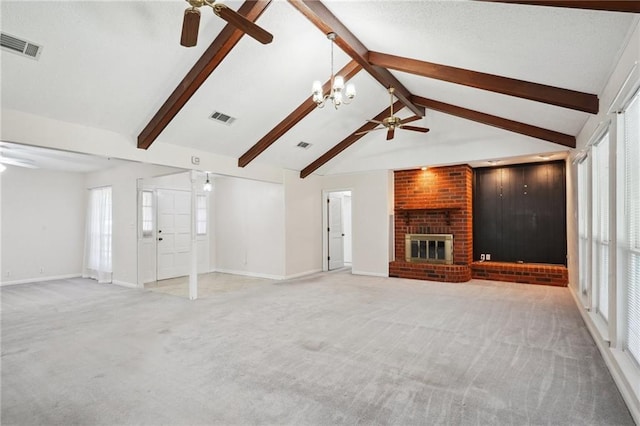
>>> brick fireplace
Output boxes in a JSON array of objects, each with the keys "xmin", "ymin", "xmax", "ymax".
[{"xmin": 390, "ymin": 165, "xmax": 473, "ymax": 282}]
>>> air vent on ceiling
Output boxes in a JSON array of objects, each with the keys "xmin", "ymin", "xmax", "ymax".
[
  {"xmin": 297, "ymin": 141, "xmax": 312, "ymax": 149},
  {"xmin": 209, "ymin": 111, "xmax": 236, "ymax": 126},
  {"xmin": 1, "ymin": 33, "xmax": 42, "ymax": 60}
]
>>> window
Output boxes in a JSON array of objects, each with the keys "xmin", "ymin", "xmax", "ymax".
[
  {"xmin": 196, "ymin": 194, "xmax": 207, "ymax": 236},
  {"xmin": 622, "ymin": 91, "xmax": 640, "ymax": 365},
  {"xmin": 577, "ymin": 157, "xmax": 590, "ymax": 296},
  {"xmin": 592, "ymin": 132, "xmax": 610, "ymax": 321},
  {"xmin": 141, "ymin": 191, "xmax": 153, "ymax": 237}
]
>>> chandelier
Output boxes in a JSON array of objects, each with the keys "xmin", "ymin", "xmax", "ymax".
[{"xmin": 312, "ymin": 32, "xmax": 356, "ymax": 109}]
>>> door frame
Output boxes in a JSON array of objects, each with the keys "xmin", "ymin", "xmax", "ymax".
[{"xmin": 322, "ymin": 188, "xmax": 353, "ymax": 272}]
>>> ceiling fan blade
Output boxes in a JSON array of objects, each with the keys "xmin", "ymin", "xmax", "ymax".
[
  {"xmin": 355, "ymin": 127, "xmax": 384, "ymax": 136},
  {"xmin": 180, "ymin": 8, "xmax": 200, "ymax": 47},
  {"xmin": 402, "ymin": 126, "xmax": 430, "ymax": 133},
  {"xmin": 214, "ymin": 4, "xmax": 273, "ymax": 44},
  {"xmin": 400, "ymin": 116, "xmax": 421, "ymax": 125},
  {"xmin": 386, "ymin": 128, "xmax": 395, "ymax": 141}
]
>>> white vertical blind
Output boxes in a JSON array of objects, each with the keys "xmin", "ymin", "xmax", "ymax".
[
  {"xmin": 196, "ymin": 194, "xmax": 207, "ymax": 236},
  {"xmin": 141, "ymin": 191, "xmax": 153, "ymax": 237},
  {"xmin": 592, "ymin": 132, "xmax": 610, "ymax": 321},
  {"xmin": 578, "ymin": 157, "xmax": 590, "ymax": 296},
  {"xmin": 623, "ymin": 92, "xmax": 640, "ymax": 364},
  {"xmin": 84, "ymin": 186, "xmax": 112, "ymax": 283}
]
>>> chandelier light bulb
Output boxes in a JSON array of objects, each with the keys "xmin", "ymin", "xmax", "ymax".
[
  {"xmin": 333, "ymin": 75, "xmax": 344, "ymax": 90},
  {"xmin": 311, "ymin": 32, "xmax": 355, "ymax": 109},
  {"xmin": 346, "ymin": 83, "xmax": 356, "ymax": 99},
  {"xmin": 312, "ymin": 80, "xmax": 322, "ymax": 95}
]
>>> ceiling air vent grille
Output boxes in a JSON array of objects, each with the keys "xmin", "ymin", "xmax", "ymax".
[
  {"xmin": 1, "ymin": 33, "xmax": 42, "ymax": 60},
  {"xmin": 209, "ymin": 111, "xmax": 236, "ymax": 126},
  {"xmin": 297, "ymin": 141, "xmax": 312, "ymax": 149}
]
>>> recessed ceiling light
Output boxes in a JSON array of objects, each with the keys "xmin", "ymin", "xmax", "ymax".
[
  {"xmin": 538, "ymin": 155, "xmax": 551, "ymax": 160},
  {"xmin": 421, "ymin": 166, "xmax": 427, "ymax": 171},
  {"xmin": 487, "ymin": 160, "xmax": 498, "ymax": 165}
]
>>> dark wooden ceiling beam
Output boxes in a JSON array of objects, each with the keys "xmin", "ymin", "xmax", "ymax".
[
  {"xmin": 476, "ymin": 1, "xmax": 640, "ymax": 13},
  {"xmin": 369, "ymin": 51, "xmax": 598, "ymax": 114},
  {"xmin": 411, "ymin": 95, "xmax": 576, "ymax": 148},
  {"xmin": 138, "ymin": 0, "xmax": 272, "ymax": 150},
  {"xmin": 238, "ymin": 60, "xmax": 362, "ymax": 168},
  {"xmin": 300, "ymin": 101, "xmax": 404, "ymax": 178},
  {"xmin": 287, "ymin": 0, "xmax": 425, "ymax": 118}
]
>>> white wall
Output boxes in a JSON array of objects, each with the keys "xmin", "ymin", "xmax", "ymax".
[
  {"xmin": 283, "ymin": 170, "xmax": 323, "ymax": 278},
  {"xmin": 1, "ymin": 166, "xmax": 85, "ymax": 284},
  {"xmin": 322, "ymin": 170, "xmax": 394, "ymax": 277},
  {"xmin": 85, "ymin": 162, "xmax": 185, "ymax": 286},
  {"xmin": 1, "ymin": 109, "xmax": 284, "ymax": 184},
  {"xmin": 213, "ymin": 176, "xmax": 285, "ymax": 279}
]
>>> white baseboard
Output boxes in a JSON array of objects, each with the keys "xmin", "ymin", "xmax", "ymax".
[
  {"xmin": 214, "ymin": 268, "xmax": 285, "ymax": 281},
  {"xmin": 0, "ymin": 273, "xmax": 82, "ymax": 286},
  {"xmin": 112, "ymin": 280, "xmax": 139, "ymax": 289},
  {"xmin": 570, "ymin": 287, "xmax": 640, "ymax": 424},
  {"xmin": 351, "ymin": 270, "xmax": 388, "ymax": 278},
  {"xmin": 284, "ymin": 269, "xmax": 322, "ymax": 280}
]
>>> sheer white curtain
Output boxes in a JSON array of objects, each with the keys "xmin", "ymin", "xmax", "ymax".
[{"xmin": 84, "ymin": 187, "xmax": 112, "ymax": 283}]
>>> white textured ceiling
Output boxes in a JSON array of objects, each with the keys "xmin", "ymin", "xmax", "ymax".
[{"xmin": 0, "ymin": 0, "xmax": 636, "ymax": 176}]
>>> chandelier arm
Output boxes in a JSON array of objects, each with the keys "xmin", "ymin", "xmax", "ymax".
[{"xmin": 330, "ymin": 35, "xmax": 335, "ymax": 94}]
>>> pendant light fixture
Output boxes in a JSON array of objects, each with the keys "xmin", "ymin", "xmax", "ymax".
[
  {"xmin": 311, "ymin": 32, "xmax": 356, "ymax": 109},
  {"xmin": 203, "ymin": 173, "xmax": 212, "ymax": 192}
]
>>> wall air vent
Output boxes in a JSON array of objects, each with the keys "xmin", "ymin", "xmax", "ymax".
[
  {"xmin": 1, "ymin": 33, "xmax": 42, "ymax": 60},
  {"xmin": 209, "ymin": 111, "xmax": 236, "ymax": 126},
  {"xmin": 297, "ymin": 141, "xmax": 312, "ymax": 149}
]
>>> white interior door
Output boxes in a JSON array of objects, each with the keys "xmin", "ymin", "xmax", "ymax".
[
  {"xmin": 328, "ymin": 193, "xmax": 344, "ymax": 270},
  {"xmin": 157, "ymin": 189, "xmax": 191, "ymax": 280}
]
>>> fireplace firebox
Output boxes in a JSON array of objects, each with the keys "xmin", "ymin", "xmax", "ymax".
[{"xmin": 405, "ymin": 234, "xmax": 454, "ymax": 264}]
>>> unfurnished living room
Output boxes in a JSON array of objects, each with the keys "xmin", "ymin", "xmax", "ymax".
[{"xmin": 1, "ymin": 1, "xmax": 639, "ymax": 424}]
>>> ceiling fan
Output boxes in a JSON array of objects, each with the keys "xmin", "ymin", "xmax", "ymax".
[
  {"xmin": 180, "ymin": 0, "xmax": 273, "ymax": 47},
  {"xmin": 357, "ymin": 87, "xmax": 430, "ymax": 141}
]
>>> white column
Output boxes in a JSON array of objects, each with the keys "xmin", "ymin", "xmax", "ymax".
[{"xmin": 189, "ymin": 171, "xmax": 198, "ymax": 300}]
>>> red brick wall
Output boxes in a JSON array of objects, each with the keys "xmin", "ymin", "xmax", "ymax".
[
  {"xmin": 391, "ymin": 165, "xmax": 473, "ymax": 282},
  {"xmin": 471, "ymin": 261, "xmax": 568, "ymax": 287}
]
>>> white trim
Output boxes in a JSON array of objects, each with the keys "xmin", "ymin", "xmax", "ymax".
[
  {"xmin": 590, "ymin": 120, "xmax": 611, "ymax": 147},
  {"xmin": 351, "ymin": 270, "xmax": 388, "ymax": 278},
  {"xmin": 112, "ymin": 280, "xmax": 139, "ymax": 289},
  {"xmin": 587, "ymin": 310, "xmax": 611, "ymax": 343},
  {"xmin": 214, "ymin": 268, "xmax": 285, "ymax": 281},
  {"xmin": 609, "ymin": 61, "xmax": 640, "ymax": 114},
  {"xmin": 0, "ymin": 273, "xmax": 81, "ymax": 286},
  {"xmin": 570, "ymin": 287, "xmax": 640, "ymax": 424},
  {"xmin": 284, "ymin": 269, "xmax": 322, "ymax": 280}
]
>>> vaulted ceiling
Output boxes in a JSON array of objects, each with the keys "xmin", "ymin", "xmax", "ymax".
[{"xmin": 1, "ymin": 1, "xmax": 637, "ymax": 177}]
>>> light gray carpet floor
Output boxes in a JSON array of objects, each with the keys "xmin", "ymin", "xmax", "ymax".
[{"xmin": 1, "ymin": 273, "xmax": 634, "ymax": 425}]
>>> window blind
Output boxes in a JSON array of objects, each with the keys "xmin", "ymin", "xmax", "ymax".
[
  {"xmin": 578, "ymin": 158, "xmax": 590, "ymax": 296},
  {"xmin": 196, "ymin": 194, "xmax": 207, "ymax": 236},
  {"xmin": 592, "ymin": 132, "xmax": 610, "ymax": 321},
  {"xmin": 624, "ymin": 92, "xmax": 640, "ymax": 364},
  {"xmin": 141, "ymin": 191, "xmax": 153, "ymax": 237}
]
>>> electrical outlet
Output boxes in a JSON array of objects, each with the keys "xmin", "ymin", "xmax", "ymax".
[
  {"xmin": 480, "ymin": 254, "xmax": 485, "ymax": 261},
  {"xmin": 486, "ymin": 254, "xmax": 491, "ymax": 261},
  {"xmin": 39, "ymin": 268, "xmax": 44, "ymax": 274}
]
